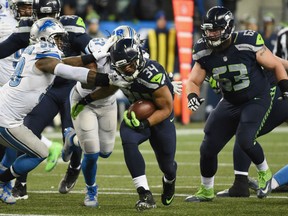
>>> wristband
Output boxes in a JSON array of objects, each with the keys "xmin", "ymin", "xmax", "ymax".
[
  {"xmin": 79, "ymin": 94, "xmax": 94, "ymax": 105},
  {"xmin": 81, "ymin": 54, "xmax": 96, "ymax": 65}
]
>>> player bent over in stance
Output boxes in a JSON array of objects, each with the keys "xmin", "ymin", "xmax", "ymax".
[
  {"xmin": 185, "ymin": 6, "xmax": 288, "ymax": 202},
  {"xmin": 72, "ymin": 38, "xmax": 177, "ymax": 211},
  {"xmin": 0, "ymin": 17, "xmax": 112, "ymax": 204}
]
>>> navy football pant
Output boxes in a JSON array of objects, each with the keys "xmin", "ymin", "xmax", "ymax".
[
  {"xmin": 120, "ymin": 112, "xmax": 177, "ymax": 181},
  {"xmin": 200, "ymin": 89, "xmax": 272, "ymax": 178}
]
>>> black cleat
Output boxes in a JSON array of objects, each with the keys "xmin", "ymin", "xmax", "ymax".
[
  {"xmin": 12, "ymin": 181, "xmax": 28, "ymax": 200},
  {"xmin": 58, "ymin": 165, "xmax": 81, "ymax": 194},
  {"xmin": 161, "ymin": 177, "xmax": 176, "ymax": 206},
  {"xmin": 217, "ymin": 175, "xmax": 250, "ymax": 197},
  {"xmin": 135, "ymin": 187, "xmax": 156, "ymax": 211}
]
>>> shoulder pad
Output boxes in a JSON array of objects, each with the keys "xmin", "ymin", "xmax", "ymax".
[
  {"xmin": 34, "ymin": 42, "xmax": 62, "ymax": 60},
  {"xmin": 85, "ymin": 38, "xmax": 106, "ymax": 54},
  {"xmin": 60, "ymin": 15, "xmax": 86, "ymax": 33},
  {"xmin": 234, "ymin": 31, "xmax": 264, "ymax": 52},
  {"xmin": 192, "ymin": 38, "xmax": 212, "ymax": 61}
]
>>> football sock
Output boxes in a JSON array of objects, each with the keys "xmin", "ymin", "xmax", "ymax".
[
  {"xmin": 256, "ymin": 159, "xmax": 269, "ymax": 171},
  {"xmin": 273, "ymin": 164, "xmax": 288, "ymax": 188},
  {"xmin": 201, "ymin": 176, "xmax": 214, "ymax": 189},
  {"xmin": 133, "ymin": 175, "xmax": 149, "ymax": 191},
  {"xmin": 81, "ymin": 153, "xmax": 99, "ymax": 186}
]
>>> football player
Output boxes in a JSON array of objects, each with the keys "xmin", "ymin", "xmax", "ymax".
[
  {"xmin": 0, "ymin": 0, "xmax": 91, "ymax": 199},
  {"xmin": 185, "ymin": 6, "xmax": 288, "ymax": 202},
  {"xmin": 0, "ymin": 17, "xmax": 114, "ymax": 204},
  {"xmin": 72, "ymin": 37, "xmax": 178, "ymax": 211}
]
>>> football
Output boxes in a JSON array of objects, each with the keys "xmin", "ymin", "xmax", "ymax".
[{"xmin": 128, "ymin": 99, "xmax": 156, "ymax": 120}]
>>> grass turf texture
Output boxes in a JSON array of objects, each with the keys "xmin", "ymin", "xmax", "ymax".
[{"xmin": 1, "ymin": 123, "xmax": 288, "ymax": 216}]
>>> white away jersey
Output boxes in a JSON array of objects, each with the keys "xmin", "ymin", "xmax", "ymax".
[
  {"xmin": 0, "ymin": 7, "xmax": 20, "ymax": 85},
  {"xmin": 75, "ymin": 37, "xmax": 116, "ymax": 106},
  {"xmin": 0, "ymin": 41, "xmax": 62, "ymax": 128}
]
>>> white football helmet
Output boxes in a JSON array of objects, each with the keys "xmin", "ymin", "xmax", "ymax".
[
  {"xmin": 30, "ymin": 17, "xmax": 67, "ymax": 47},
  {"xmin": 112, "ymin": 25, "xmax": 141, "ymax": 44}
]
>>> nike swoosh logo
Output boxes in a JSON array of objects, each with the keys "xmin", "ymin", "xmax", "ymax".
[
  {"xmin": 260, "ymin": 182, "xmax": 271, "ymax": 194},
  {"xmin": 165, "ymin": 195, "xmax": 175, "ymax": 205},
  {"xmin": 170, "ymin": 117, "xmax": 175, "ymax": 122}
]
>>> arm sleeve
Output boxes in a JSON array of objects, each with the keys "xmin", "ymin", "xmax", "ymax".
[{"xmin": 0, "ymin": 33, "xmax": 30, "ymax": 58}]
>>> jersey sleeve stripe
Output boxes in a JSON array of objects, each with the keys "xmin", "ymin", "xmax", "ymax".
[{"xmin": 35, "ymin": 53, "xmax": 61, "ymax": 60}]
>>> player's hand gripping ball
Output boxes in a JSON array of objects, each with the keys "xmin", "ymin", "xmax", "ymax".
[{"xmin": 127, "ymin": 99, "xmax": 156, "ymax": 120}]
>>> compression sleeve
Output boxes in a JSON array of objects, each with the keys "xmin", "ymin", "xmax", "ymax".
[
  {"xmin": 54, "ymin": 63, "xmax": 89, "ymax": 84},
  {"xmin": 0, "ymin": 33, "xmax": 29, "ymax": 58}
]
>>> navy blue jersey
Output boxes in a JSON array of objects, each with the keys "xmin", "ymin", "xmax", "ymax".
[
  {"xmin": 193, "ymin": 30, "xmax": 270, "ymax": 105},
  {"xmin": 120, "ymin": 59, "xmax": 174, "ymax": 104}
]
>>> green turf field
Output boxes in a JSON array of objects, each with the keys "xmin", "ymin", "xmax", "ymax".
[{"xmin": 0, "ymin": 123, "xmax": 287, "ymax": 216}]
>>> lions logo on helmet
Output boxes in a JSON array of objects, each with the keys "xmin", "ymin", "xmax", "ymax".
[
  {"xmin": 112, "ymin": 25, "xmax": 141, "ymax": 44},
  {"xmin": 30, "ymin": 17, "xmax": 67, "ymax": 50},
  {"xmin": 201, "ymin": 6, "xmax": 234, "ymax": 48}
]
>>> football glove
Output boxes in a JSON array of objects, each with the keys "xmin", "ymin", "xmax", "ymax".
[
  {"xmin": 71, "ymin": 95, "xmax": 93, "ymax": 120},
  {"xmin": 187, "ymin": 93, "xmax": 205, "ymax": 111},
  {"xmin": 171, "ymin": 81, "xmax": 182, "ymax": 95},
  {"xmin": 92, "ymin": 35, "xmax": 117, "ymax": 60},
  {"xmin": 278, "ymin": 79, "xmax": 288, "ymax": 100},
  {"xmin": 123, "ymin": 110, "xmax": 150, "ymax": 130}
]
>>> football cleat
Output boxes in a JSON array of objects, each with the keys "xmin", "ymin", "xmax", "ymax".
[
  {"xmin": 135, "ymin": 187, "xmax": 156, "ymax": 211},
  {"xmin": 248, "ymin": 176, "xmax": 258, "ymax": 192},
  {"xmin": 185, "ymin": 185, "xmax": 214, "ymax": 202},
  {"xmin": 62, "ymin": 127, "xmax": 76, "ymax": 162},
  {"xmin": 84, "ymin": 185, "xmax": 98, "ymax": 207},
  {"xmin": 45, "ymin": 141, "xmax": 62, "ymax": 172},
  {"xmin": 58, "ymin": 165, "xmax": 81, "ymax": 194},
  {"xmin": 0, "ymin": 181, "xmax": 16, "ymax": 204},
  {"xmin": 257, "ymin": 169, "xmax": 272, "ymax": 198},
  {"xmin": 161, "ymin": 177, "xmax": 176, "ymax": 206},
  {"xmin": 217, "ymin": 175, "xmax": 250, "ymax": 197},
  {"xmin": 12, "ymin": 180, "xmax": 28, "ymax": 200}
]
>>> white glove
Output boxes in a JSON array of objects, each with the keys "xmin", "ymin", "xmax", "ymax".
[
  {"xmin": 108, "ymin": 71, "xmax": 132, "ymax": 88},
  {"xmin": 187, "ymin": 93, "xmax": 205, "ymax": 111},
  {"xmin": 92, "ymin": 35, "xmax": 117, "ymax": 61},
  {"xmin": 172, "ymin": 81, "xmax": 182, "ymax": 95}
]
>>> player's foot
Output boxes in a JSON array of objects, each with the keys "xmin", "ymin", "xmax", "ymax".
[
  {"xmin": 185, "ymin": 185, "xmax": 214, "ymax": 202},
  {"xmin": 257, "ymin": 168, "xmax": 272, "ymax": 198},
  {"xmin": 217, "ymin": 175, "xmax": 250, "ymax": 197},
  {"xmin": 12, "ymin": 180, "xmax": 28, "ymax": 200},
  {"xmin": 58, "ymin": 165, "xmax": 81, "ymax": 194},
  {"xmin": 84, "ymin": 185, "xmax": 98, "ymax": 207},
  {"xmin": 0, "ymin": 181, "xmax": 16, "ymax": 204},
  {"xmin": 62, "ymin": 127, "xmax": 76, "ymax": 162},
  {"xmin": 248, "ymin": 176, "xmax": 258, "ymax": 191},
  {"xmin": 161, "ymin": 177, "xmax": 176, "ymax": 206},
  {"xmin": 135, "ymin": 187, "xmax": 156, "ymax": 211},
  {"xmin": 45, "ymin": 141, "xmax": 62, "ymax": 172}
]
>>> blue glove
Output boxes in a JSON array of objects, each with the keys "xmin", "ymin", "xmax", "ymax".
[{"xmin": 123, "ymin": 110, "xmax": 150, "ymax": 130}]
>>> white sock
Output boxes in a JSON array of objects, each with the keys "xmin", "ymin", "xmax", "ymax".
[
  {"xmin": 271, "ymin": 178, "xmax": 279, "ymax": 190},
  {"xmin": 41, "ymin": 135, "xmax": 52, "ymax": 148},
  {"xmin": 234, "ymin": 170, "xmax": 248, "ymax": 176},
  {"xmin": 256, "ymin": 159, "xmax": 269, "ymax": 171},
  {"xmin": 201, "ymin": 176, "xmax": 214, "ymax": 189},
  {"xmin": 133, "ymin": 175, "xmax": 149, "ymax": 191}
]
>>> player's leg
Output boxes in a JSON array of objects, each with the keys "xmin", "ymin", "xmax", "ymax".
[
  {"xmin": 185, "ymin": 100, "xmax": 238, "ymax": 202},
  {"xmin": 0, "ymin": 125, "xmax": 48, "ymax": 204},
  {"xmin": 120, "ymin": 122, "xmax": 155, "ymax": 211},
  {"xmin": 235, "ymin": 91, "xmax": 273, "ymax": 198},
  {"xmin": 58, "ymin": 84, "xmax": 83, "ymax": 194},
  {"xmin": 218, "ymin": 86, "xmax": 288, "ymax": 197},
  {"xmin": 149, "ymin": 112, "xmax": 177, "ymax": 206}
]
